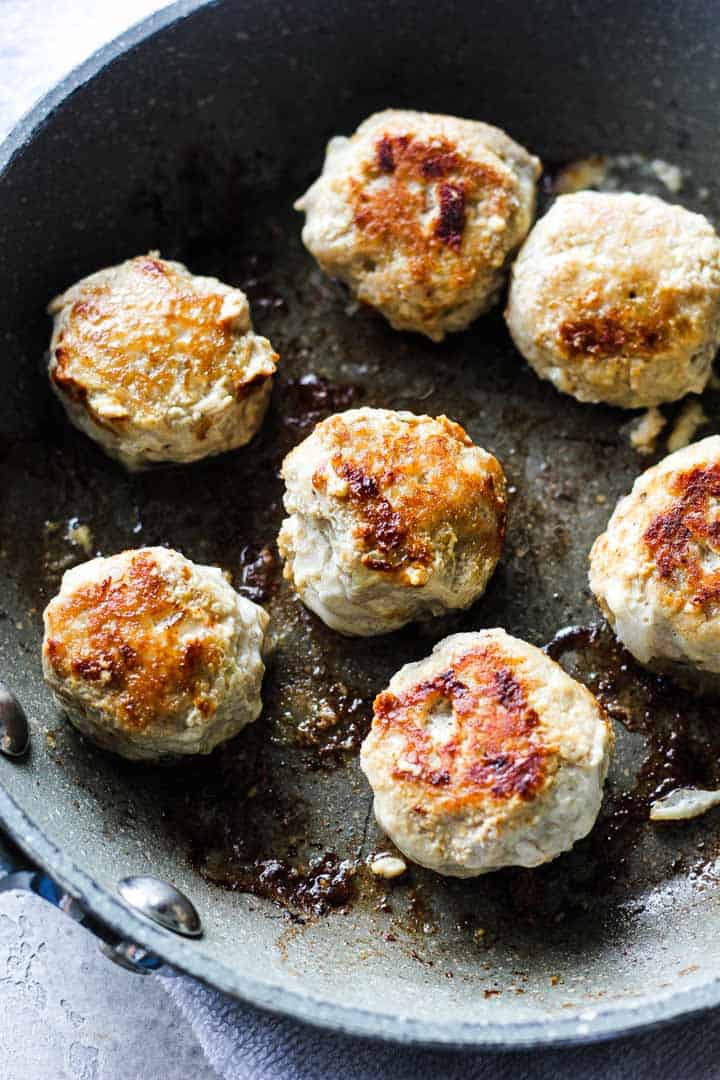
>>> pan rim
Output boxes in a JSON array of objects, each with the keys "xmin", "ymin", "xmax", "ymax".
[
  {"xmin": 3, "ymin": 774, "xmax": 720, "ymax": 1052},
  {"xmin": 2, "ymin": 0, "xmax": 720, "ymax": 1049}
]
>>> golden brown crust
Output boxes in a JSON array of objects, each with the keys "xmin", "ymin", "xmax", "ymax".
[
  {"xmin": 506, "ymin": 192, "xmax": 720, "ymax": 408},
  {"xmin": 557, "ymin": 286, "xmax": 698, "ymax": 360},
  {"xmin": 643, "ymin": 461, "xmax": 720, "ymax": 609},
  {"xmin": 50, "ymin": 256, "xmax": 276, "ymax": 423},
  {"xmin": 313, "ymin": 412, "xmax": 506, "ymax": 577},
  {"xmin": 43, "ymin": 551, "xmax": 221, "ymax": 730},
  {"xmin": 350, "ymin": 132, "xmax": 513, "ymax": 283},
  {"xmin": 372, "ymin": 644, "xmax": 554, "ymax": 812},
  {"xmin": 296, "ymin": 110, "xmax": 540, "ymax": 342}
]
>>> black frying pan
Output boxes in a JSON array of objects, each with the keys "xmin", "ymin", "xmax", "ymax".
[{"xmin": 1, "ymin": 0, "xmax": 720, "ymax": 1048}]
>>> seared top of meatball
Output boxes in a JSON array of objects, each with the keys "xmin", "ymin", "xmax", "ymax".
[
  {"xmin": 537, "ymin": 193, "xmax": 720, "ymax": 365},
  {"xmin": 284, "ymin": 407, "xmax": 507, "ymax": 585},
  {"xmin": 361, "ymin": 628, "xmax": 613, "ymax": 877},
  {"xmin": 296, "ymin": 109, "xmax": 540, "ymax": 340},
  {"xmin": 43, "ymin": 547, "xmax": 248, "ymax": 733},
  {"xmin": 372, "ymin": 638, "xmax": 556, "ymax": 814},
  {"xmin": 346, "ymin": 110, "xmax": 533, "ymax": 280},
  {"xmin": 48, "ymin": 254, "xmax": 277, "ymax": 429}
]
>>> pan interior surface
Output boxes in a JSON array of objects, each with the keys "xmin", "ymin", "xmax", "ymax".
[{"xmin": 2, "ymin": 0, "xmax": 720, "ymax": 1046}]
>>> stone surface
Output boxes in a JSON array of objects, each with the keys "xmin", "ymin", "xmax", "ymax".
[{"xmin": 0, "ymin": 889, "xmax": 216, "ymax": 1080}]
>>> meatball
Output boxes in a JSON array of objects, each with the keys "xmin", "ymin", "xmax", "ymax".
[
  {"xmin": 360, "ymin": 629, "xmax": 613, "ymax": 877},
  {"xmin": 590, "ymin": 435, "xmax": 720, "ymax": 692},
  {"xmin": 48, "ymin": 253, "xmax": 278, "ymax": 469},
  {"xmin": 505, "ymin": 192, "xmax": 720, "ymax": 408},
  {"xmin": 277, "ymin": 408, "xmax": 507, "ymax": 636},
  {"xmin": 295, "ymin": 109, "xmax": 540, "ymax": 341},
  {"xmin": 42, "ymin": 547, "xmax": 269, "ymax": 759}
]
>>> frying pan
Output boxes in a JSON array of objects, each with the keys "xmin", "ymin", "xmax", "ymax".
[{"xmin": 2, "ymin": 0, "xmax": 720, "ymax": 1050}]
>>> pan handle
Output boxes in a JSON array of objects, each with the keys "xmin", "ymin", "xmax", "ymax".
[
  {"xmin": 0, "ymin": 828, "xmax": 165, "ymax": 973},
  {"xmin": 0, "ymin": 681, "xmax": 168, "ymax": 972},
  {"xmin": 0, "ymin": 680, "xmax": 182, "ymax": 973}
]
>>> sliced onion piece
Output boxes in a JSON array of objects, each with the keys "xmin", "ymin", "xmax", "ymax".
[{"xmin": 650, "ymin": 787, "xmax": 720, "ymax": 822}]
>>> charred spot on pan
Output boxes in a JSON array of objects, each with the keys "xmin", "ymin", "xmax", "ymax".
[
  {"xmin": 186, "ymin": 739, "xmax": 359, "ymax": 916},
  {"xmin": 237, "ymin": 544, "xmax": 278, "ymax": 604},
  {"xmin": 229, "ymin": 252, "xmax": 287, "ymax": 315},
  {"xmin": 279, "ymin": 372, "xmax": 361, "ymax": 440},
  {"xmin": 434, "ymin": 183, "xmax": 466, "ymax": 251},
  {"xmin": 291, "ymin": 679, "xmax": 373, "ymax": 768},
  {"xmin": 204, "ymin": 853, "xmax": 357, "ymax": 916},
  {"xmin": 544, "ymin": 623, "xmax": 602, "ymax": 662}
]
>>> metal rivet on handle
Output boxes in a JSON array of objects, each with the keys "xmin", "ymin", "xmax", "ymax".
[
  {"xmin": 99, "ymin": 939, "xmax": 163, "ymax": 974},
  {"xmin": 118, "ymin": 875, "xmax": 203, "ymax": 938},
  {"xmin": 0, "ymin": 682, "xmax": 29, "ymax": 758}
]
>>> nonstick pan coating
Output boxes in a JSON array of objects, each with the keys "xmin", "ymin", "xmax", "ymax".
[{"xmin": 2, "ymin": 0, "xmax": 720, "ymax": 1047}]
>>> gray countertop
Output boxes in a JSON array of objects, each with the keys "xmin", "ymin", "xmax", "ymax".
[{"xmin": 0, "ymin": 889, "xmax": 215, "ymax": 1079}]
